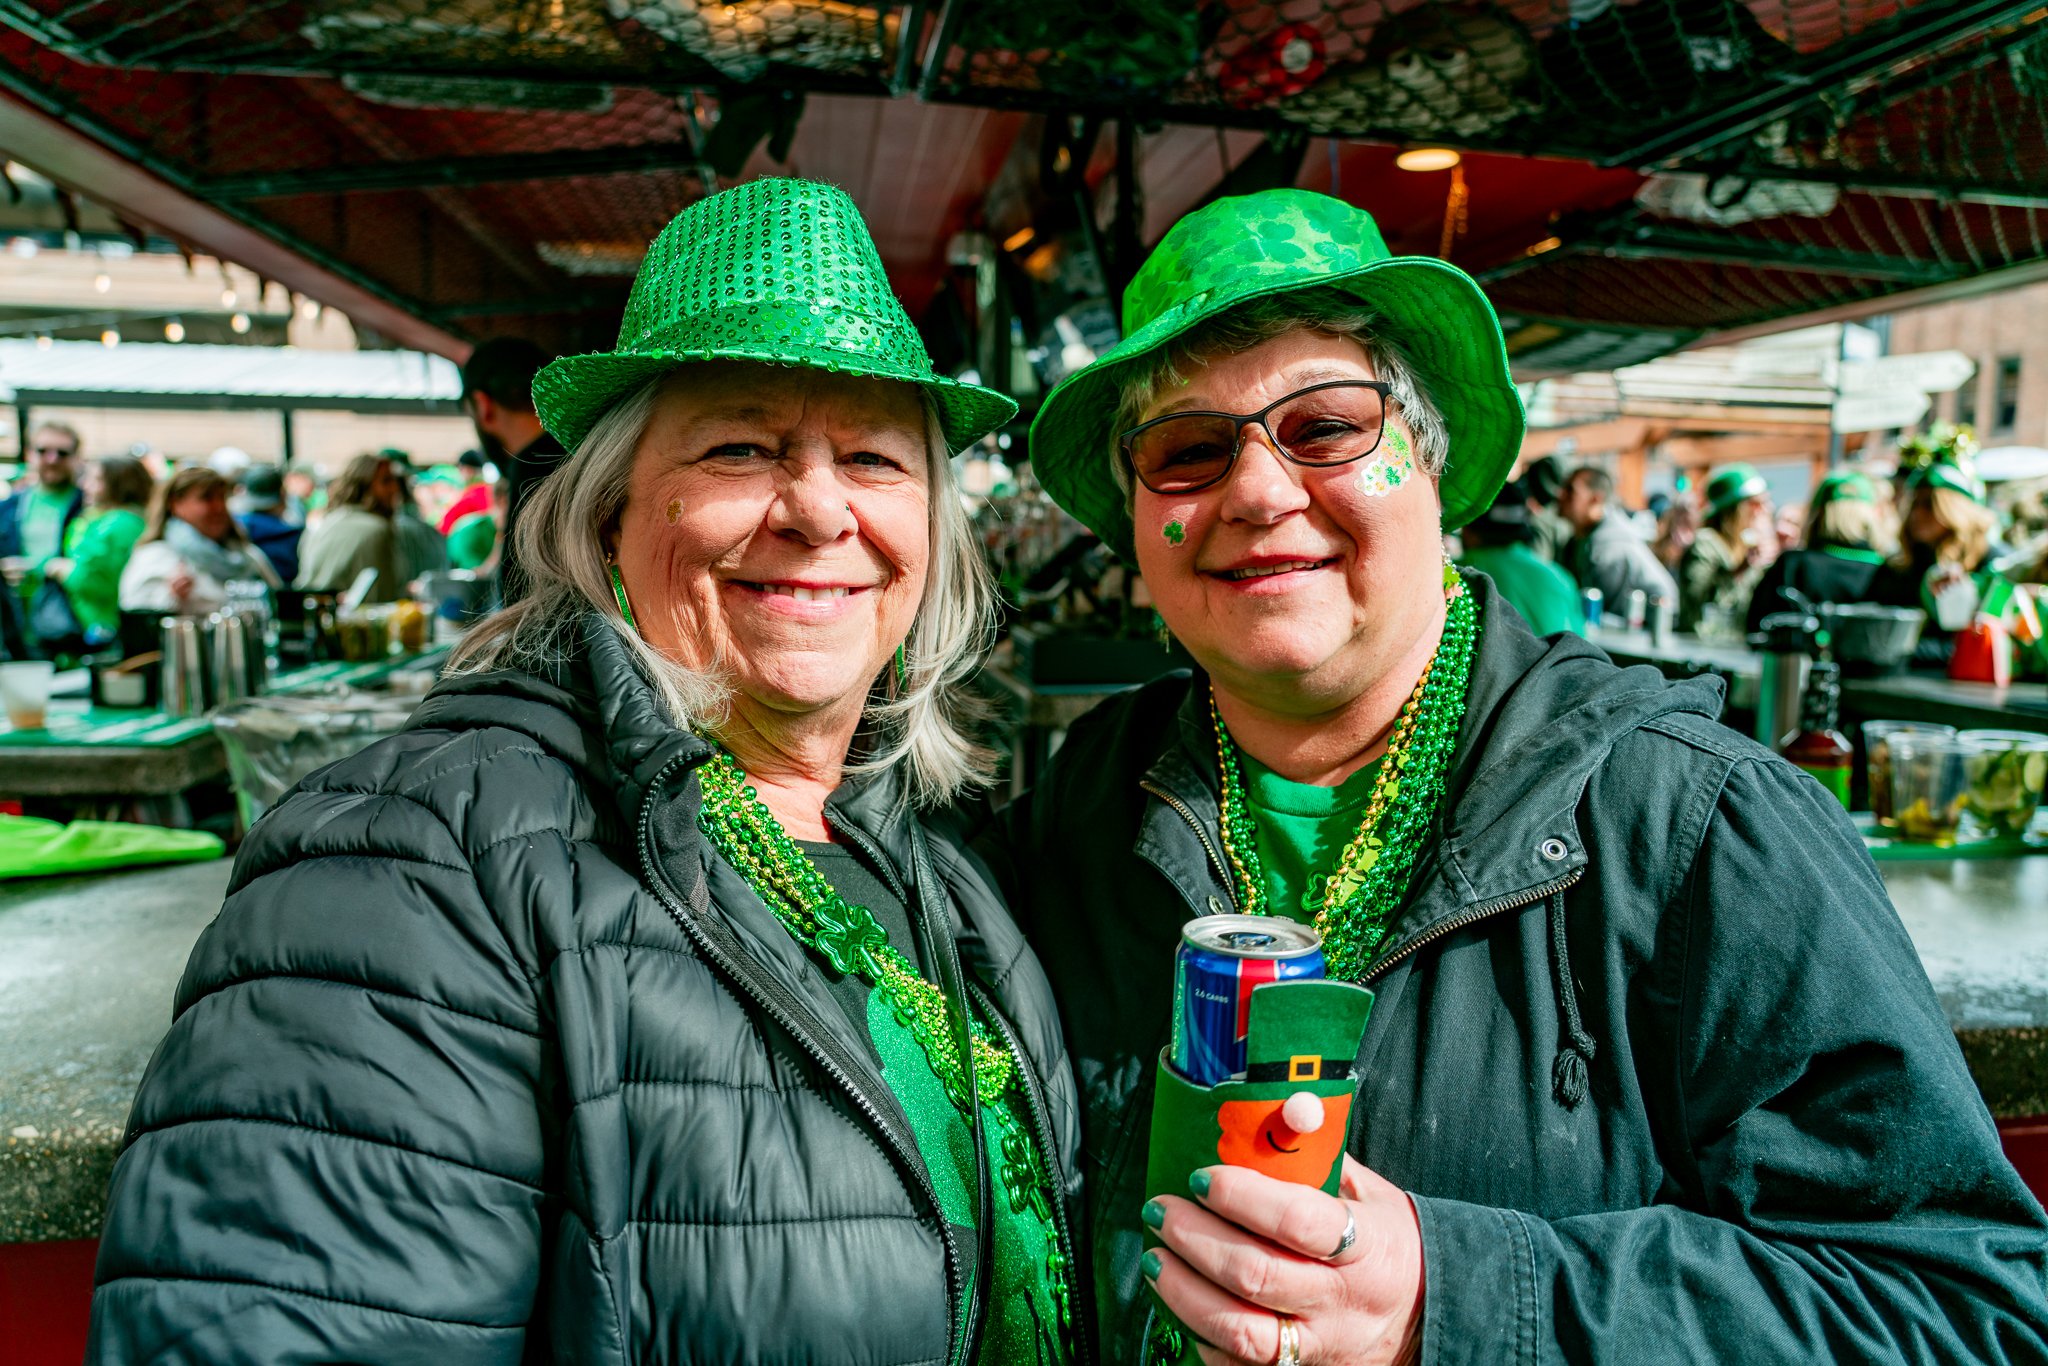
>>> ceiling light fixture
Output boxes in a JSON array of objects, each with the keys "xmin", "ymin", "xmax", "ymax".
[{"xmin": 1395, "ymin": 146, "xmax": 1462, "ymax": 173}]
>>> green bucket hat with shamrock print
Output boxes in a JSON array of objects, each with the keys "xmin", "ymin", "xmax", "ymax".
[
  {"xmin": 532, "ymin": 177, "xmax": 1016, "ymax": 455},
  {"xmin": 1029, "ymin": 187, "xmax": 1525, "ymax": 560}
]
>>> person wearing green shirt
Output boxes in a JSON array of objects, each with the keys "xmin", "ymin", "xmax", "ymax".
[
  {"xmin": 46, "ymin": 455, "xmax": 154, "ymax": 639},
  {"xmin": 1456, "ymin": 481, "xmax": 1586, "ymax": 636},
  {"xmin": 0, "ymin": 422, "xmax": 87, "ymax": 632}
]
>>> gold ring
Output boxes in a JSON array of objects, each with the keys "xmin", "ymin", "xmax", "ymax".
[{"xmin": 1275, "ymin": 1314, "xmax": 1302, "ymax": 1366}]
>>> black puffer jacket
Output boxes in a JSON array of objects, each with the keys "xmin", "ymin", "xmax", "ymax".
[
  {"xmin": 989, "ymin": 573, "xmax": 2048, "ymax": 1364},
  {"xmin": 87, "ymin": 614, "xmax": 1084, "ymax": 1365}
]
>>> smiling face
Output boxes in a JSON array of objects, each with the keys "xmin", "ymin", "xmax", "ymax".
[
  {"xmin": 612, "ymin": 362, "xmax": 932, "ymax": 729},
  {"xmin": 1131, "ymin": 329, "xmax": 1446, "ymax": 713}
]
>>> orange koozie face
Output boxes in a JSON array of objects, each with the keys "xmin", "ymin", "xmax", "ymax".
[{"xmin": 1215, "ymin": 1095, "xmax": 1353, "ymax": 1186}]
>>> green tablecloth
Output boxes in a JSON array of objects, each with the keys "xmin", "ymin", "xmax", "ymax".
[{"xmin": 0, "ymin": 646, "xmax": 449, "ymax": 750}]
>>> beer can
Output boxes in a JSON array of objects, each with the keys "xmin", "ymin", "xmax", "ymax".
[
  {"xmin": 1171, "ymin": 915, "xmax": 1326, "ymax": 1085},
  {"xmin": 1626, "ymin": 589, "xmax": 1648, "ymax": 631},
  {"xmin": 1581, "ymin": 587, "xmax": 1603, "ymax": 629},
  {"xmin": 1647, "ymin": 595, "xmax": 1674, "ymax": 645}
]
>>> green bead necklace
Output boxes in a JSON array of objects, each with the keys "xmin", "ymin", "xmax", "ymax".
[
  {"xmin": 694, "ymin": 750, "xmax": 1073, "ymax": 1343},
  {"xmin": 1211, "ymin": 565, "xmax": 1480, "ymax": 980}
]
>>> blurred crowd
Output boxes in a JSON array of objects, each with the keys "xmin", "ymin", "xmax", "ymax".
[
  {"xmin": 1456, "ymin": 431, "xmax": 2048, "ymax": 669},
  {"xmin": 0, "ymin": 338, "xmax": 554, "ymax": 665}
]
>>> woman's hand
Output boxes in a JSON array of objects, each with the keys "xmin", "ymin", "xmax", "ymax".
[
  {"xmin": 169, "ymin": 568, "xmax": 196, "ymax": 603},
  {"xmin": 43, "ymin": 557, "xmax": 72, "ymax": 583},
  {"xmin": 1143, "ymin": 1156, "xmax": 1424, "ymax": 1366}
]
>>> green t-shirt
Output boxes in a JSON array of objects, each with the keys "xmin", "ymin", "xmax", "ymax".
[
  {"xmin": 18, "ymin": 486, "xmax": 72, "ymax": 566},
  {"xmin": 1241, "ymin": 752, "xmax": 1385, "ymax": 924},
  {"xmin": 797, "ymin": 841, "xmax": 1073, "ymax": 1366},
  {"xmin": 61, "ymin": 506, "xmax": 146, "ymax": 635},
  {"xmin": 1458, "ymin": 543, "xmax": 1586, "ymax": 637}
]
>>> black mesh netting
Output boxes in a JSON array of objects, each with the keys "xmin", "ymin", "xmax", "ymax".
[{"xmin": 2, "ymin": 0, "xmax": 2043, "ymax": 361}]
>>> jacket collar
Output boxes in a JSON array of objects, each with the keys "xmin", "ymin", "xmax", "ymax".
[{"xmin": 1139, "ymin": 573, "xmax": 1724, "ymax": 952}]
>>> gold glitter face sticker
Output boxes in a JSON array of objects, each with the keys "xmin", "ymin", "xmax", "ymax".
[
  {"xmin": 1163, "ymin": 519, "xmax": 1186, "ymax": 546},
  {"xmin": 665, "ymin": 499, "xmax": 684, "ymax": 525}
]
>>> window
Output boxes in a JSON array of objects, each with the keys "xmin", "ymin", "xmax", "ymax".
[
  {"xmin": 1994, "ymin": 356, "xmax": 2022, "ymax": 435},
  {"xmin": 1955, "ymin": 365, "xmax": 1980, "ymax": 430}
]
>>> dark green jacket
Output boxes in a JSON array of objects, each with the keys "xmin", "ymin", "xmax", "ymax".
[
  {"xmin": 989, "ymin": 573, "xmax": 2048, "ymax": 1363},
  {"xmin": 89, "ymin": 614, "xmax": 1087, "ymax": 1364}
]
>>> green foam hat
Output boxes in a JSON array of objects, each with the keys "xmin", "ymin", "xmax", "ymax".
[
  {"xmin": 1812, "ymin": 468, "xmax": 1879, "ymax": 508},
  {"xmin": 1704, "ymin": 463, "xmax": 1770, "ymax": 519},
  {"xmin": 1029, "ymin": 188, "xmax": 1526, "ymax": 559},
  {"xmin": 1907, "ymin": 456, "xmax": 1988, "ymax": 505},
  {"xmin": 533, "ymin": 178, "xmax": 1017, "ymax": 455}
]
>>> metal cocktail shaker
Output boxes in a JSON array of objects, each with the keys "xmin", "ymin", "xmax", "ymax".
[
  {"xmin": 161, "ymin": 616, "xmax": 209, "ymax": 716},
  {"xmin": 1751, "ymin": 611, "xmax": 1819, "ymax": 749},
  {"xmin": 212, "ymin": 612, "xmax": 251, "ymax": 707}
]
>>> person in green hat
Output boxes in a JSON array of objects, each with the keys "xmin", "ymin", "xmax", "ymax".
[
  {"xmin": 1745, "ymin": 467, "xmax": 1896, "ymax": 629},
  {"xmin": 1676, "ymin": 462, "xmax": 1774, "ymax": 632},
  {"xmin": 990, "ymin": 186, "xmax": 2048, "ymax": 1364},
  {"xmin": 88, "ymin": 179, "xmax": 1083, "ymax": 1366}
]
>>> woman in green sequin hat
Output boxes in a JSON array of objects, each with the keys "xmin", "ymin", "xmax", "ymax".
[
  {"xmin": 87, "ymin": 178, "xmax": 1086, "ymax": 1365},
  {"xmin": 992, "ymin": 187, "xmax": 2048, "ymax": 1363}
]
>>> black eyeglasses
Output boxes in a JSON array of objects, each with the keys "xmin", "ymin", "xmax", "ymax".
[{"xmin": 1119, "ymin": 380, "xmax": 1395, "ymax": 495}]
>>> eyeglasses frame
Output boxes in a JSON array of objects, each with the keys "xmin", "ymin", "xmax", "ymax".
[{"xmin": 1117, "ymin": 379, "xmax": 1398, "ymax": 496}]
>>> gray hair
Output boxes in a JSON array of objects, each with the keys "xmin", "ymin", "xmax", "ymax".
[
  {"xmin": 1110, "ymin": 286, "xmax": 1450, "ymax": 496},
  {"xmin": 448, "ymin": 374, "xmax": 997, "ymax": 804}
]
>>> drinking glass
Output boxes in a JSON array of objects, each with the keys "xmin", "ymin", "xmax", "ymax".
[
  {"xmin": 1863, "ymin": 721, "xmax": 1957, "ymax": 828},
  {"xmin": 1958, "ymin": 730, "xmax": 2048, "ymax": 839},
  {"xmin": 1888, "ymin": 731, "xmax": 1971, "ymax": 845},
  {"xmin": 0, "ymin": 660, "xmax": 55, "ymax": 730}
]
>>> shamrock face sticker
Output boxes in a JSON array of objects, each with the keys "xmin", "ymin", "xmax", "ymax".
[
  {"xmin": 1163, "ymin": 519, "xmax": 1186, "ymax": 546},
  {"xmin": 1355, "ymin": 428, "xmax": 1413, "ymax": 499}
]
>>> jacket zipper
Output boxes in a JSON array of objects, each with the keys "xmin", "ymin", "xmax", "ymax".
[
  {"xmin": 634, "ymin": 755, "xmax": 967, "ymax": 1365},
  {"xmin": 1138, "ymin": 779, "xmax": 1236, "ymax": 910},
  {"xmin": 968, "ymin": 978, "xmax": 1098, "ymax": 1366},
  {"xmin": 1364, "ymin": 868, "xmax": 1585, "ymax": 982}
]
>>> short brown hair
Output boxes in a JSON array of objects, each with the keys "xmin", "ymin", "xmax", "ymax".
[
  {"xmin": 142, "ymin": 466, "xmax": 248, "ymax": 547},
  {"xmin": 29, "ymin": 421, "xmax": 82, "ymax": 456},
  {"xmin": 327, "ymin": 453, "xmax": 392, "ymax": 512},
  {"xmin": 94, "ymin": 455, "xmax": 153, "ymax": 511}
]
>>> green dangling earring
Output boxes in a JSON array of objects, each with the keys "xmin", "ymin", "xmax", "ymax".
[
  {"xmin": 608, "ymin": 557, "xmax": 640, "ymax": 634},
  {"xmin": 895, "ymin": 640, "xmax": 910, "ymax": 691}
]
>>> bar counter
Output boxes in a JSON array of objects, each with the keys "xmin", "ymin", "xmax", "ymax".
[{"xmin": 4, "ymin": 845, "xmax": 2043, "ymax": 1247}]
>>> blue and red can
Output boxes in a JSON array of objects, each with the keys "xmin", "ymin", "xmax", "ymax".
[{"xmin": 1170, "ymin": 915, "xmax": 1326, "ymax": 1085}]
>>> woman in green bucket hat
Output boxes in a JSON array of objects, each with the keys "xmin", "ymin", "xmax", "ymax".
[
  {"xmin": 989, "ymin": 187, "xmax": 2048, "ymax": 1363},
  {"xmin": 1676, "ymin": 462, "xmax": 1774, "ymax": 632},
  {"xmin": 88, "ymin": 179, "xmax": 1088, "ymax": 1365}
]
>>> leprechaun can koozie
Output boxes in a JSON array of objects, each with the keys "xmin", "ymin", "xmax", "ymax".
[{"xmin": 1142, "ymin": 976, "xmax": 1376, "ymax": 1364}]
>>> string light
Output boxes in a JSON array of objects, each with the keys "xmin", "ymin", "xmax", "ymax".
[
  {"xmin": 298, "ymin": 297, "xmax": 320, "ymax": 320},
  {"xmin": 93, "ymin": 272, "xmax": 111, "ymax": 293},
  {"xmin": 220, "ymin": 288, "xmax": 237, "ymax": 308},
  {"xmin": 34, "ymin": 334, "xmax": 51, "ymax": 349},
  {"xmin": 230, "ymin": 312, "xmax": 251, "ymax": 334},
  {"xmin": 100, "ymin": 328, "xmax": 119, "ymax": 348},
  {"xmin": 164, "ymin": 319, "xmax": 185, "ymax": 342}
]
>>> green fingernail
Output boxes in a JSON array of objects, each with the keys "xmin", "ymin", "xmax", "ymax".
[
  {"xmin": 1141, "ymin": 1199, "xmax": 1165, "ymax": 1230},
  {"xmin": 1140, "ymin": 1250, "xmax": 1163, "ymax": 1280},
  {"xmin": 1189, "ymin": 1168, "xmax": 1212, "ymax": 1199}
]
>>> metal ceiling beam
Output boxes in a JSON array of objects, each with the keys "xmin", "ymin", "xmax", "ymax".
[
  {"xmin": 205, "ymin": 142, "xmax": 698, "ymax": 199},
  {"xmin": 0, "ymin": 77, "xmax": 466, "ymax": 357},
  {"xmin": 1588, "ymin": 222, "xmax": 1958, "ymax": 285},
  {"xmin": 1607, "ymin": 0, "xmax": 2046, "ymax": 170},
  {"xmin": 1665, "ymin": 165, "xmax": 2048, "ymax": 211}
]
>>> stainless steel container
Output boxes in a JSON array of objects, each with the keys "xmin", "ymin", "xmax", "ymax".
[
  {"xmin": 211, "ymin": 612, "xmax": 251, "ymax": 707},
  {"xmin": 160, "ymin": 616, "xmax": 209, "ymax": 717},
  {"xmin": 1626, "ymin": 589, "xmax": 1648, "ymax": 631},
  {"xmin": 1646, "ymin": 595, "xmax": 1673, "ymax": 645},
  {"xmin": 1751, "ymin": 611, "xmax": 1818, "ymax": 748}
]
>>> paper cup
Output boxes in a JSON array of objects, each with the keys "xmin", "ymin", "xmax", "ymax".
[{"xmin": 0, "ymin": 660, "xmax": 55, "ymax": 730}]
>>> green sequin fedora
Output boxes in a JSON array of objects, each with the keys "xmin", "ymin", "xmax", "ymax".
[
  {"xmin": 532, "ymin": 177, "xmax": 1016, "ymax": 454},
  {"xmin": 1029, "ymin": 188, "xmax": 1525, "ymax": 559}
]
